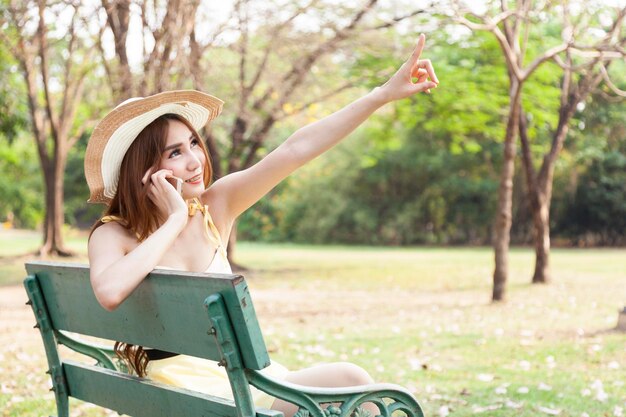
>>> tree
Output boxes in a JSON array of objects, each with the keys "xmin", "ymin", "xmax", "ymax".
[
  {"xmin": 0, "ymin": 0, "xmax": 104, "ymax": 255},
  {"xmin": 454, "ymin": 0, "xmax": 569, "ymax": 301},
  {"xmin": 454, "ymin": 1, "xmax": 626, "ymax": 299},
  {"xmin": 518, "ymin": 5, "xmax": 626, "ymax": 283},
  {"xmin": 99, "ymin": 0, "xmax": 202, "ymax": 101}
]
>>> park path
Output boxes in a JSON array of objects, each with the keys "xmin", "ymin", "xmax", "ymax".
[
  {"xmin": 0, "ymin": 280, "xmax": 480, "ymax": 358},
  {"xmin": 0, "ymin": 284, "xmax": 38, "ymax": 350}
]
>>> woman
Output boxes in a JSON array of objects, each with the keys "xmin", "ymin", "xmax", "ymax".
[{"xmin": 86, "ymin": 34, "xmax": 438, "ymax": 415}]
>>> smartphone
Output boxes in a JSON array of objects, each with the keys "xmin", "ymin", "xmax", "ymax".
[{"xmin": 167, "ymin": 177, "xmax": 183, "ymax": 194}]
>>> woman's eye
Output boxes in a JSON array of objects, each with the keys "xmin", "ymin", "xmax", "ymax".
[
  {"xmin": 191, "ymin": 138, "xmax": 199, "ymax": 147},
  {"xmin": 168, "ymin": 149, "xmax": 181, "ymax": 158}
]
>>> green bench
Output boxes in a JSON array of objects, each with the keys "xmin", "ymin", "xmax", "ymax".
[{"xmin": 24, "ymin": 261, "xmax": 425, "ymax": 417}]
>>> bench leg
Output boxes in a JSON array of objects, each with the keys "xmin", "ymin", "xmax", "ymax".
[{"xmin": 24, "ymin": 276, "xmax": 70, "ymax": 417}]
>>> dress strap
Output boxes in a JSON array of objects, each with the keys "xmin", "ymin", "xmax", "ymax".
[
  {"xmin": 188, "ymin": 198, "xmax": 228, "ymax": 259},
  {"xmin": 100, "ymin": 215, "xmax": 142, "ymax": 239},
  {"xmin": 100, "ymin": 215, "xmax": 126, "ymax": 224}
]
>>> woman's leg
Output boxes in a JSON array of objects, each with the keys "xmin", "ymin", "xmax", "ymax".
[{"xmin": 270, "ymin": 362, "xmax": 377, "ymax": 417}]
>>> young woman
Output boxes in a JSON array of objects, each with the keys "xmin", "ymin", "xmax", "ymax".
[{"xmin": 86, "ymin": 34, "xmax": 438, "ymax": 415}]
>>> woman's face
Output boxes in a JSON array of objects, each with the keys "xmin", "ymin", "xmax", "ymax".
[{"xmin": 159, "ymin": 119, "xmax": 206, "ymax": 199}]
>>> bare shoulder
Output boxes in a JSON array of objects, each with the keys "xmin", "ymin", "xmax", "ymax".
[{"xmin": 88, "ymin": 221, "xmax": 137, "ymax": 255}]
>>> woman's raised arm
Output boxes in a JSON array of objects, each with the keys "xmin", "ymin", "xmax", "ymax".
[{"xmin": 209, "ymin": 34, "xmax": 439, "ymax": 220}]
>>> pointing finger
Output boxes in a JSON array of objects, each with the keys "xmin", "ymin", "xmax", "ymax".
[{"xmin": 409, "ymin": 34, "xmax": 426, "ymax": 66}]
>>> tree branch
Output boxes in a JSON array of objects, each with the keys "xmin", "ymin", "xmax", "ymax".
[
  {"xmin": 60, "ymin": 6, "xmax": 79, "ymax": 130},
  {"xmin": 500, "ymin": 0, "xmax": 514, "ymax": 44},
  {"xmin": 236, "ymin": 0, "xmax": 249, "ymax": 114},
  {"xmin": 455, "ymin": 11, "xmax": 524, "ymax": 80},
  {"xmin": 252, "ymin": 0, "xmax": 379, "ymax": 114},
  {"xmin": 367, "ymin": 7, "xmax": 429, "ymax": 30},
  {"xmin": 275, "ymin": 79, "xmax": 357, "ymax": 122},
  {"xmin": 520, "ymin": 43, "xmax": 569, "ymax": 81},
  {"xmin": 245, "ymin": 0, "xmax": 318, "ymax": 95},
  {"xmin": 68, "ymin": 117, "xmax": 98, "ymax": 150},
  {"xmin": 37, "ymin": 0, "xmax": 59, "ymax": 144},
  {"xmin": 518, "ymin": 106, "xmax": 538, "ymax": 205},
  {"xmin": 599, "ymin": 64, "xmax": 626, "ymax": 97}
]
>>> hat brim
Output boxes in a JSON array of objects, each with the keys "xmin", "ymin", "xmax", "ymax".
[{"xmin": 85, "ymin": 90, "xmax": 224, "ymax": 204}]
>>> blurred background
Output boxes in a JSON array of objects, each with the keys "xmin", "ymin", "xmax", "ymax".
[
  {"xmin": 0, "ymin": 0, "xmax": 625, "ymax": 416},
  {"xmin": 1, "ymin": 0, "xmax": 624, "ymax": 251}
]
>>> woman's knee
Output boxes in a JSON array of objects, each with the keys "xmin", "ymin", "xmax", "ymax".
[{"xmin": 333, "ymin": 362, "xmax": 374, "ymax": 386}]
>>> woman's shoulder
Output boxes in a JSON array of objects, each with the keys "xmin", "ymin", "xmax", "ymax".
[{"xmin": 89, "ymin": 220, "xmax": 137, "ymax": 250}]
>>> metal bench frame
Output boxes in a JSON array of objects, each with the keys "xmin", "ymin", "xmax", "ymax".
[{"xmin": 24, "ymin": 261, "xmax": 424, "ymax": 417}]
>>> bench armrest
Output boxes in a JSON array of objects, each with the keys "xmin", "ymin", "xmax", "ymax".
[
  {"xmin": 245, "ymin": 369, "xmax": 424, "ymax": 417},
  {"xmin": 56, "ymin": 331, "xmax": 119, "ymax": 371}
]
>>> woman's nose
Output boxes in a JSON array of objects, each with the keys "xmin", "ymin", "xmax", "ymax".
[{"xmin": 187, "ymin": 151, "xmax": 202, "ymax": 170}]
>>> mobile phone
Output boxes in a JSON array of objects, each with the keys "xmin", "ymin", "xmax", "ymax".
[{"xmin": 167, "ymin": 177, "xmax": 183, "ymax": 194}]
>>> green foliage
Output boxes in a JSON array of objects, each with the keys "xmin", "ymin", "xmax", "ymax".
[
  {"xmin": 0, "ymin": 38, "xmax": 27, "ymax": 143},
  {"xmin": 0, "ymin": 6, "xmax": 624, "ymax": 248},
  {"xmin": 239, "ymin": 21, "xmax": 626, "ymax": 247},
  {"xmin": 560, "ymin": 151, "xmax": 626, "ymax": 245},
  {"xmin": 239, "ymin": 30, "xmax": 506, "ymax": 245},
  {"xmin": 551, "ymin": 86, "xmax": 626, "ymax": 245},
  {"xmin": 64, "ymin": 132, "xmax": 104, "ymax": 228},
  {"xmin": 0, "ymin": 136, "xmax": 44, "ymax": 228}
]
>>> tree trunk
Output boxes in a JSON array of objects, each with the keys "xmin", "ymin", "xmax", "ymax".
[
  {"xmin": 531, "ymin": 196, "xmax": 550, "ymax": 283},
  {"xmin": 492, "ymin": 82, "xmax": 522, "ymax": 302},
  {"xmin": 520, "ymin": 103, "xmax": 574, "ymax": 284},
  {"xmin": 519, "ymin": 109, "xmax": 550, "ymax": 284},
  {"xmin": 39, "ymin": 152, "xmax": 72, "ymax": 257}
]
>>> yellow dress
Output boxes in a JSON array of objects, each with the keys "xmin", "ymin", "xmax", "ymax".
[{"xmin": 102, "ymin": 199, "xmax": 289, "ymax": 408}]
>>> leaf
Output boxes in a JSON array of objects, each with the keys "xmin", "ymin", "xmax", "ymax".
[
  {"xmin": 538, "ymin": 382, "xmax": 552, "ymax": 391},
  {"xmin": 472, "ymin": 404, "xmax": 501, "ymax": 413},
  {"xmin": 476, "ymin": 373, "xmax": 494, "ymax": 382},
  {"xmin": 505, "ymin": 400, "xmax": 523, "ymax": 409},
  {"xmin": 537, "ymin": 406, "xmax": 561, "ymax": 415}
]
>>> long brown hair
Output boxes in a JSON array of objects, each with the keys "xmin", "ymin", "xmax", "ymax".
[
  {"xmin": 114, "ymin": 342, "xmax": 150, "ymax": 376},
  {"xmin": 89, "ymin": 113, "xmax": 213, "ymax": 376}
]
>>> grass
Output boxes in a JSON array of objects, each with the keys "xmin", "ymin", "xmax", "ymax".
[
  {"xmin": 0, "ymin": 228, "xmax": 88, "ymax": 286},
  {"xmin": 1, "ymin": 229, "xmax": 625, "ymax": 416}
]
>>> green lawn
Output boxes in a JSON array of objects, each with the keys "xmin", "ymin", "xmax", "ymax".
[
  {"xmin": 0, "ymin": 228, "xmax": 89, "ymax": 286},
  {"xmin": 1, "ymin": 229, "xmax": 625, "ymax": 416}
]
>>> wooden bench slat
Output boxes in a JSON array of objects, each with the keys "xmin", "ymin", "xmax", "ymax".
[
  {"xmin": 64, "ymin": 360, "xmax": 239, "ymax": 417},
  {"xmin": 25, "ymin": 261, "xmax": 270, "ymax": 370}
]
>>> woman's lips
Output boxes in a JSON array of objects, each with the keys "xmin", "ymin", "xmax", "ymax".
[{"xmin": 185, "ymin": 174, "xmax": 203, "ymax": 184}]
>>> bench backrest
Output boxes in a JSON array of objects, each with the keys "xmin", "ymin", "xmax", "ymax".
[
  {"xmin": 24, "ymin": 261, "xmax": 276, "ymax": 417},
  {"xmin": 25, "ymin": 261, "xmax": 270, "ymax": 368}
]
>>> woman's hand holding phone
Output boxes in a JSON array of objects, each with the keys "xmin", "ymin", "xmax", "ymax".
[{"xmin": 142, "ymin": 169, "xmax": 188, "ymax": 221}]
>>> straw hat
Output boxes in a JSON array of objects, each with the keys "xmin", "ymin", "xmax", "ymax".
[{"xmin": 85, "ymin": 90, "xmax": 224, "ymax": 204}]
